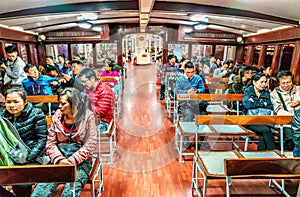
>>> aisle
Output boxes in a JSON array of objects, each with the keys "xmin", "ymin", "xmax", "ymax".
[{"xmin": 98, "ymin": 62, "xmax": 193, "ymax": 196}]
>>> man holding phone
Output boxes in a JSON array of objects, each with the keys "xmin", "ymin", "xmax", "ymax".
[{"xmin": 175, "ymin": 61, "xmax": 209, "ymax": 149}]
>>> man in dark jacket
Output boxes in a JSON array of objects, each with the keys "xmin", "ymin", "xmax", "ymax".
[{"xmin": 78, "ymin": 68, "xmax": 115, "ymax": 133}]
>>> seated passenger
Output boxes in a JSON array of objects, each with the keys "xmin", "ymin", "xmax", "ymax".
[
  {"xmin": 22, "ymin": 64, "xmax": 60, "ymax": 95},
  {"xmin": 102, "ymin": 58, "xmax": 120, "ymax": 94},
  {"xmin": 31, "ymin": 88, "xmax": 97, "ymax": 197},
  {"xmin": 60, "ymin": 59, "xmax": 72, "ymax": 75},
  {"xmin": 0, "ymin": 87, "xmax": 48, "ymax": 197},
  {"xmin": 227, "ymin": 65, "xmax": 252, "ymax": 111},
  {"xmin": 175, "ymin": 61, "xmax": 209, "ymax": 149},
  {"xmin": 60, "ymin": 59, "xmax": 85, "ymax": 91},
  {"xmin": 242, "ymin": 73, "xmax": 275, "ymax": 150},
  {"xmin": 270, "ymin": 70, "xmax": 300, "ymax": 150},
  {"xmin": 78, "ymin": 68, "xmax": 115, "ymax": 133}
]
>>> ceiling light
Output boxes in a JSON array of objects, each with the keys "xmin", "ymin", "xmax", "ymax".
[
  {"xmin": 190, "ymin": 14, "xmax": 207, "ymax": 21},
  {"xmin": 194, "ymin": 24, "xmax": 208, "ymax": 30},
  {"xmin": 80, "ymin": 12, "xmax": 98, "ymax": 20},
  {"xmin": 78, "ymin": 22, "xmax": 92, "ymax": 29},
  {"xmin": 184, "ymin": 27, "xmax": 193, "ymax": 33},
  {"xmin": 92, "ymin": 26, "xmax": 103, "ymax": 32}
]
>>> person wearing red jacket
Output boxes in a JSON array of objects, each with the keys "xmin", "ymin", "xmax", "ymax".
[{"xmin": 78, "ymin": 68, "xmax": 115, "ymax": 133}]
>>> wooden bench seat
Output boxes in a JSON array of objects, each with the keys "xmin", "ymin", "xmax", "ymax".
[{"xmin": 192, "ymin": 149, "xmax": 300, "ymax": 196}]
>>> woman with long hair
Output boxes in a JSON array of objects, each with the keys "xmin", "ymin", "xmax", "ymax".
[
  {"xmin": 242, "ymin": 73, "xmax": 275, "ymax": 150},
  {"xmin": 31, "ymin": 88, "xmax": 97, "ymax": 197}
]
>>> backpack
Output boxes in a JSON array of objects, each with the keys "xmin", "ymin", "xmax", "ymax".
[{"xmin": 0, "ymin": 116, "xmax": 29, "ymax": 166}]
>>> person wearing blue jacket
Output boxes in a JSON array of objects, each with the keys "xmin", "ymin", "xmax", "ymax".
[
  {"xmin": 22, "ymin": 64, "xmax": 60, "ymax": 95},
  {"xmin": 175, "ymin": 61, "xmax": 209, "ymax": 149}
]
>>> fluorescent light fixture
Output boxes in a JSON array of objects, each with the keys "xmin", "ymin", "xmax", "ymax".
[
  {"xmin": 80, "ymin": 12, "xmax": 98, "ymax": 20},
  {"xmin": 194, "ymin": 24, "xmax": 208, "ymax": 30},
  {"xmin": 10, "ymin": 26, "xmax": 24, "ymax": 31},
  {"xmin": 92, "ymin": 26, "xmax": 103, "ymax": 32},
  {"xmin": 190, "ymin": 14, "xmax": 207, "ymax": 21},
  {"xmin": 184, "ymin": 27, "xmax": 193, "ymax": 33},
  {"xmin": 78, "ymin": 22, "xmax": 92, "ymax": 29}
]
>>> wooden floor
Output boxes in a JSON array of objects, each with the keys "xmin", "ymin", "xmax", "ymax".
[{"xmin": 78, "ymin": 62, "xmax": 299, "ymax": 197}]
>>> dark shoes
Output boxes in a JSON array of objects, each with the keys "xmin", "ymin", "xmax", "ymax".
[
  {"xmin": 159, "ymin": 95, "xmax": 165, "ymax": 100},
  {"xmin": 183, "ymin": 136, "xmax": 192, "ymax": 149}
]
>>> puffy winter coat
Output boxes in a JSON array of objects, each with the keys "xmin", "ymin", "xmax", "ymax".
[
  {"xmin": 84, "ymin": 81, "xmax": 115, "ymax": 124},
  {"xmin": 46, "ymin": 109, "xmax": 97, "ymax": 165},
  {"xmin": 3, "ymin": 103, "xmax": 48, "ymax": 162}
]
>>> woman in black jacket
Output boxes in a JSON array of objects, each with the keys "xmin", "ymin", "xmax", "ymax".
[
  {"xmin": 0, "ymin": 87, "xmax": 48, "ymax": 197},
  {"xmin": 242, "ymin": 73, "xmax": 275, "ymax": 150}
]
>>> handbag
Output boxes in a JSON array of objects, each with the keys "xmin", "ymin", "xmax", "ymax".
[
  {"xmin": 246, "ymin": 108, "xmax": 276, "ymax": 128},
  {"xmin": 246, "ymin": 108, "xmax": 276, "ymax": 116},
  {"xmin": 58, "ymin": 143, "xmax": 82, "ymax": 159}
]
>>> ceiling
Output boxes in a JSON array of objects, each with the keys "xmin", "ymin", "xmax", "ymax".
[{"xmin": 0, "ymin": 0, "xmax": 299, "ymax": 36}]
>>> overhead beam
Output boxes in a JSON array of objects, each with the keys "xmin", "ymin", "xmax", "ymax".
[{"xmin": 139, "ymin": 0, "xmax": 155, "ymax": 31}]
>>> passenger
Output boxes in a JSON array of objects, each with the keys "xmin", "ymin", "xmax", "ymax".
[
  {"xmin": 270, "ymin": 70, "xmax": 300, "ymax": 150},
  {"xmin": 60, "ymin": 59, "xmax": 72, "ymax": 75},
  {"xmin": 60, "ymin": 59, "xmax": 85, "ymax": 91},
  {"xmin": 227, "ymin": 65, "xmax": 252, "ymax": 111},
  {"xmin": 31, "ymin": 88, "xmax": 97, "ymax": 197},
  {"xmin": 291, "ymin": 108, "xmax": 300, "ymax": 157},
  {"xmin": 0, "ymin": 87, "xmax": 48, "ymax": 197},
  {"xmin": 78, "ymin": 68, "xmax": 115, "ymax": 133},
  {"xmin": 242, "ymin": 73, "xmax": 275, "ymax": 150},
  {"xmin": 102, "ymin": 58, "xmax": 120, "ymax": 94},
  {"xmin": 44, "ymin": 56, "xmax": 60, "ymax": 75},
  {"xmin": 22, "ymin": 64, "xmax": 60, "ymax": 95},
  {"xmin": 212, "ymin": 60, "xmax": 230, "ymax": 78},
  {"xmin": 208, "ymin": 55, "xmax": 218, "ymax": 73},
  {"xmin": 198, "ymin": 59, "xmax": 210, "ymax": 74},
  {"xmin": 175, "ymin": 61, "xmax": 209, "ymax": 149},
  {"xmin": 228, "ymin": 62, "xmax": 243, "ymax": 84},
  {"xmin": 261, "ymin": 64, "xmax": 277, "ymax": 90},
  {"xmin": 159, "ymin": 54, "xmax": 180, "ymax": 100},
  {"xmin": 57, "ymin": 54, "xmax": 65, "ymax": 70},
  {"xmin": 1, "ymin": 45, "xmax": 27, "ymax": 87},
  {"xmin": 215, "ymin": 58, "xmax": 222, "ymax": 68}
]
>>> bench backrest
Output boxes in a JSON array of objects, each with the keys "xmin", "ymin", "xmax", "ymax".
[
  {"xmin": 224, "ymin": 158, "xmax": 300, "ymax": 178},
  {"xmin": 27, "ymin": 95, "xmax": 58, "ymax": 103},
  {"xmin": 205, "ymin": 83, "xmax": 229, "ymax": 90},
  {"xmin": 176, "ymin": 94, "xmax": 243, "ymax": 102},
  {"xmin": 195, "ymin": 115, "xmax": 293, "ymax": 125},
  {"xmin": 206, "ymin": 77, "xmax": 229, "ymax": 83},
  {"xmin": 0, "ymin": 164, "xmax": 75, "ymax": 185}
]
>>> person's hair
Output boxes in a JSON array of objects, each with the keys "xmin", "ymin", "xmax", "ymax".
[
  {"xmin": 239, "ymin": 65, "xmax": 252, "ymax": 77},
  {"xmin": 184, "ymin": 61, "xmax": 194, "ymax": 69},
  {"xmin": 46, "ymin": 55, "xmax": 54, "ymax": 60},
  {"xmin": 48, "ymin": 66, "xmax": 59, "ymax": 73},
  {"xmin": 78, "ymin": 68, "xmax": 98, "ymax": 80},
  {"xmin": 5, "ymin": 45, "xmax": 17, "ymax": 54},
  {"xmin": 261, "ymin": 64, "xmax": 271, "ymax": 71},
  {"xmin": 276, "ymin": 70, "xmax": 294, "ymax": 82},
  {"xmin": 105, "ymin": 58, "xmax": 115, "ymax": 68},
  {"xmin": 168, "ymin": 54, "xmax": 175, "ymax": 61},
  {"xmin": 24, "ymin": 63, "xmax": 37, "ymax": 73},
  {"xmin": 58, "ymin": 88, "xmax": 93, "ymax": 125},
  {"xmin": 58, "ymin": 54, "xmax": 65, "ymax": 59},
  {"xmin": 251, "ymin": 72, "xmax": 267, "ymax": 83},
  {"xmin": 227, "ymin": 59, "xmax": 234, "ymax": 65},
  {"xmin": 71, "ymin": 59, "xmax": 83, "ymax": 65},
  {"xmin": 5, "ymin": 87, "xmax": 27, "ymax": 101},
  {"xmin": 231, "ymin": 63, "xmax": 243, "ymax": 76}
]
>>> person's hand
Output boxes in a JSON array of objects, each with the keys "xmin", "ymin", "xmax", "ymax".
[
  {"xmin": 0, "ymin": 64, "xmax": 7, "ymax": 70},
  {"xmin": 51, "ymin": 81, "xmax": 58, "ymax": 86},
  {"xmin": 289, "ymin": 100, "xmax": 300, "ymax": 108},
  {"xmin": 187, "ymin": 87, "xmax": 196, "ymax": 94},
  {"xmin": 59, "ymin": 78, "xmax": 66, "ymax": 83},
  {"xmin": 59, "ymin": 159, "xmax": 72, "ymax": 165},
  {"xmin": 61, "ymin": 73, "xmax": 71, "ymax": 81}
]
